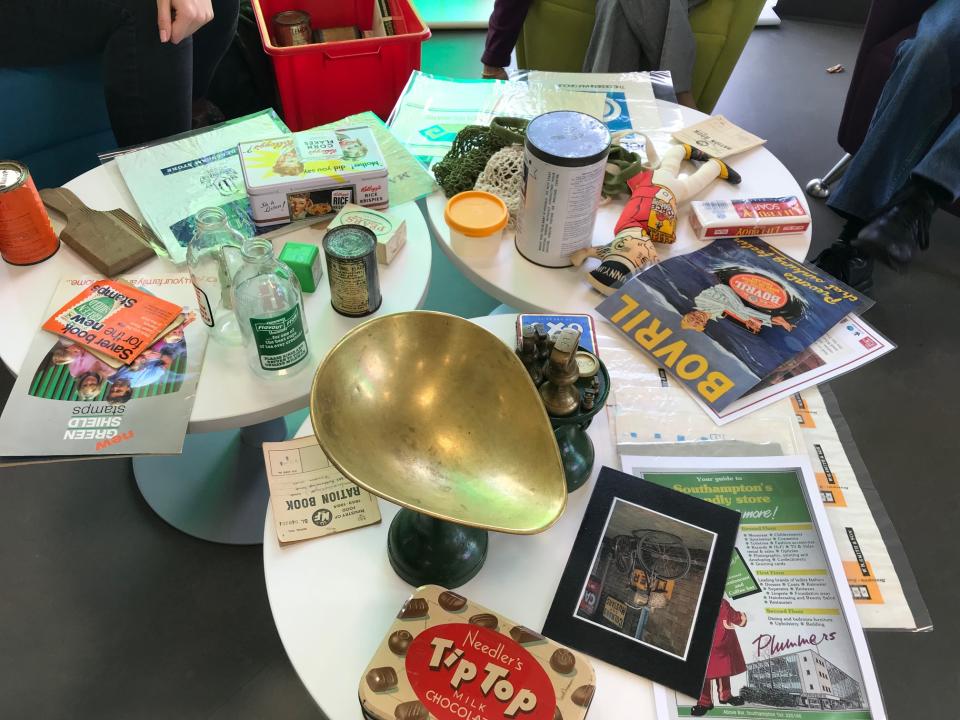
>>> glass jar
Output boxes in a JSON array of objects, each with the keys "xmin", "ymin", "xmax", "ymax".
[
  {"xmin": 186, "ymin": 207, "xmax": 244, "ymax": 345},
  {"xmin": 231, "ymin": 237, "xmax": 310, "ymax": 379}
]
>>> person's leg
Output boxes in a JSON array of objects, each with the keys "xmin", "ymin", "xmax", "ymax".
[
  {"xmin": 851, "ymin": 0, "xmax": 960, "ymax": 268},
  {"xmin": 827, "ymin": 0, "xmax": 960, "ymax": 222},
  {"xmin": 101, "ymin": 3, "xmax": 193, "ymax": 147},
  {"xmin": 190, "ymin": 0, "xmax": 239, "ymax": 127},
  {"xmin": 583, "ymin": 0, "xmax": 648, "ymax": 73},
  {"xmin": 660, "ymin": 0, "xmax": 697, "ymax": 106},
  {"xmin": 912, "ymin": 112, "xmax": 960, "ymax": 205},
  {"xmin": 691, "ymin": 677, "xmax": 714, "ymax": 715},
  {"xmin": 481, "ymin": 0, "xmax": 535, "ymax": 78},
  {"xmin": 192, "ymin": 0, "xmax": 240, "ymax": 99},
  {"xmin": 103, "ymin": 7, "xmax": 193, "ymax": 147}
]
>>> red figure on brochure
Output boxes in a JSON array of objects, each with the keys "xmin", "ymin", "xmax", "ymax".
[{"xmin": 692, "ymin": 598, "xmax": 748, "ymax": 716}]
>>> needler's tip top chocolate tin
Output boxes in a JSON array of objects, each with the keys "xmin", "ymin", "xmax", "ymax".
[{"xmin": 359, "ymin": 585, "xmax": 596, "ymax": 720}]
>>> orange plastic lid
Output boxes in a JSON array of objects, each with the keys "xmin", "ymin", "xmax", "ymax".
[{"xmin": 444, "ymin": 191, "xmax": 509, "ymax": 237}]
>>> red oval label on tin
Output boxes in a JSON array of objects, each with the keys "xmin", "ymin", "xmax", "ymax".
[
  {"xmin": 728, "ymin": 273, "xmax": 788, "ymax": 310},
  {"xmin": 405, "ymin": 623, "xmax": 556, "ymax": 720}
]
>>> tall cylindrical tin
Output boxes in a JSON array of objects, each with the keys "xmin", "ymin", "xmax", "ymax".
[
  {"xmin": 323, "ymin": 224, "xmax": 382, "ymax": 317},
  {"xmin": 0, "ymin": 161, "xmax": 60, "ymax": 265},
  {"xmin": 515, "ymin": 111, "xmax": 611, "ymax": 268},
  {"xmin": 272, "ymin": 10, "xmax": 312, "ymax": 47}
]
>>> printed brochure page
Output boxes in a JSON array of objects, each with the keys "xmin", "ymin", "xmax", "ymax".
[
  {"xmin": 791, "ymin": 393, "xmax": 923, "ymax": 631},
  {"xmin": 619, "ymin": 456, "xmax": 885, "ymax": 720}
]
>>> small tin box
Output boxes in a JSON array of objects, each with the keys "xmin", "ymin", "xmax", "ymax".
[
  {"xmin": 326, "ymin": 203, "xmax": 406, "ymax": 265},
  {"xmin": 359, "ymin": 585, "xmax": 596, "ymax": 720},
  {"xmin": 238, "ymin": 125, "xmax": 389, "ymax": 228}
]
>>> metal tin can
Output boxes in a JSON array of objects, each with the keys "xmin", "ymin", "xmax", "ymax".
[
  {"xmin": 0, "ymin": 160, "xmax": 60, "ymax": 265},
  {"xmin": 515, "ymin": 111, "xmax": 611, "ymax": 268},
  {"xmin": 272, "ymin": 10, "xmax": 312, "ymax": 47},
  {"xmin": 323, "ymin": 224, "xmax": 382, "ymax": 317}
]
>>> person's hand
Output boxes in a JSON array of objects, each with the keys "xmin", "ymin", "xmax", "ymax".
[
  {"xmin": 157, "ymin": 0, "xmax": 214, "ymax": 44},
  {"xmin": 745, "ymin": 318, "xmax": 762, "ymax": 333},
  {"xmin": 772, "ymin": 316, "xmax": 795, "ymax": 331}
]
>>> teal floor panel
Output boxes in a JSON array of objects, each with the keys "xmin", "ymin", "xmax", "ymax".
[
  {"xmin": 418, "ymin": 31, "xmax": 500, "ymax": 317},
  {"xmin": 421, "ymin": 30, "xmax": 487, "ymax": 79},
  {"xmin": 417, "ymin": 0, "xmax": 492, "ymax": 28}
]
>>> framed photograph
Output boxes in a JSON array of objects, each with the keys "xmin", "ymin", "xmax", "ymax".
[{"xmin": 543, "ymin": 466, "xmax": 740, "ymax": 697}]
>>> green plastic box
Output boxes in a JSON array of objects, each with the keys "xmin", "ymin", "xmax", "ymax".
[{"xmin": 279, "ymin": 241, "xmax": 322, "ymax": 293}]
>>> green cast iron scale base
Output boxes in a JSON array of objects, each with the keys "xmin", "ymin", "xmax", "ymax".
[
  {"xmin": 549, "ymin": 352, "xmax": 611, "ymax": 492},
  {"xmin": 387, "ymin": 509, "xmax": 489, "ymax": 588}
]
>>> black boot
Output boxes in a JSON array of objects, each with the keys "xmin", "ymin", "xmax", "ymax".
[
  {"xmin": 853, "ymin": 180, "xmax": 939, "ymax": 270},
  {"xmin": 812, "ymin": 241, "xmax": 874, "ymax": 294}
]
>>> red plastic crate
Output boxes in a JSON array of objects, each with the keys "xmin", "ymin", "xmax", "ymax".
[{"xmin": 252, "ymin": 0, "xmax": 431, "ymax": 131}]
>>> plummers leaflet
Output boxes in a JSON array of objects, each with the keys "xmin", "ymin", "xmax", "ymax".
[
  {"xmin": 42, "ymin": 279, "xmax": 182, "ymax": 365},
  {"xmin": 596, "ymin": 237, "xmax": 874, "ymax": 413},
  {"xmin": 622, "ymin": 456, "xmax": 886, "ymax": 720},
  {"xmin": 0, "ymin": 275, "xmax": 207, "ymax": 460}
]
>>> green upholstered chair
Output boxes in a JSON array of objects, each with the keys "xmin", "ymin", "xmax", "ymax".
[{"xmin": 516, "ymin": 0, "xmax": 766, "ymax": 113}]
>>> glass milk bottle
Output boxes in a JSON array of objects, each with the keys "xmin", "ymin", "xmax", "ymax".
[
  {"xmin": 186, "ymin": 207, "xmax": 244, "ymax": 345},
  {"xmin": 231, "ymin": 237, "xmax": 310, "ymax": 379}
]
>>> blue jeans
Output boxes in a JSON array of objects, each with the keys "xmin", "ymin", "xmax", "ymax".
[{"xmin": 828, "ymin": 0, "xmax": 960, "ymax": 221}]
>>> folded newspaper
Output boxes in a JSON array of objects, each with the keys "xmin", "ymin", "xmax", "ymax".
[
  {"xmin": 597, "ymin": 237, "xmax": 876, "ymax": 414},
  {"xmin": 0, "ymin": 274, "xmax": 207, "ymax": 463}
]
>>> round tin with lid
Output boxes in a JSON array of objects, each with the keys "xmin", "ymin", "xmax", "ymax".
[
  {"xmin": 272, "ymin": 10, "xmax": 312, "ymax": 47},
  {"xmin": 524, "ymin": 111, "xmax": 611, "ymax": 168},
  {"xmin": 323, "ymin": 224, "xmax": 382, "ymax": 317},
  {"xmin": 516, "ymin": 112, "xmax": 611, "ymax": 268},
  {"xmin": 444, "ymin": 190, "xmax": 509, "ymax": 241}
]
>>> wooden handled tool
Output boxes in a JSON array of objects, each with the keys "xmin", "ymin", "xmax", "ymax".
[{"xmin": 39, "ymin": 187, "xmax": 162, "ymax": 276}]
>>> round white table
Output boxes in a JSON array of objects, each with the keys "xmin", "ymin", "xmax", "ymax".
[
  {"xmin": 0, "ymin": 161, "xmax": 431, "ymax": 544},
  {"xmin": 262, "ymin": 314, "xmax": 658, "ymax": 720},
  {"xmin": 424, "ymin": 101, "xmax": 813, "ymax": 312}
]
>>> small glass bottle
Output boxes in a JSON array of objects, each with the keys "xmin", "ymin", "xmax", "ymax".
[
  {"xmin": 232, "ymin": 237, "xmax": 310, "ymax": 379},
  {"xmin": 187, "ymin": 207, "xmax": 244, "ymax": 345}
]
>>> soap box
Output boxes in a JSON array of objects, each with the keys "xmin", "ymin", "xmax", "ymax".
[
  {"xmin": 327, "ymin": 203, "xmax": 406, "ymax": 265},
  {"xmin": 359, "ymin": 585, "xmax": 596, "ymax": 720},
  {"xmin": 238, "ymin": 125, "xmax": 389, "ymax": 228},
  {"xmin": 689, "ymin": 195, "xmax": 811, "ymax": 240}
]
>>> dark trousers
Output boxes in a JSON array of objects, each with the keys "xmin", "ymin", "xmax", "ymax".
[
  {"xmin": 483, "ymin": 0, "xmax": 534, "ymax": 68},
  {"xmin": 0, "ymin": 0, "xmax": 239, "ymax": 147},
  {"xmin": 828, "ymin": 0, "xmax": 960, "ymax": 221}
]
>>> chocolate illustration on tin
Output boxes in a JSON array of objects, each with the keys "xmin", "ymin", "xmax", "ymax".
[{"xmin": 359, "ymin": 585, "xmax": 596, "ymax": 720}]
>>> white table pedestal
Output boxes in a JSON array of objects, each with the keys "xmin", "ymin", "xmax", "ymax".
[{"xmin": 134, "ymin": 417, "xmax": 287, "ymax": 545}]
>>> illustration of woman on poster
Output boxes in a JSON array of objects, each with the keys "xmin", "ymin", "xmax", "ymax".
[{"xmin": 692, "ymin": 597, "xmax": 748, "ymax": 716}]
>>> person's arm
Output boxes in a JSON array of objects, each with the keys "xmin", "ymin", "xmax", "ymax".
[
  {"xmin": 482, "ymin": 0, "xmax": 535, "ymax": 75},
  {"xmin": 157, "ymin": 0, "xmax": 215, "ymax": 44}
]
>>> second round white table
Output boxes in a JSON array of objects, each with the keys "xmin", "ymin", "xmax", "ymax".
[
  {"xmin": 0, "ymin": 161, "xmax": 432, "ymax": 544},
  {"xmin": 425, "ymin": 101, "xmax": 812, "ymax": 313},
  {"xmin": 262, "ymin": 314, "xmax": 658, "ymax": 720}
]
